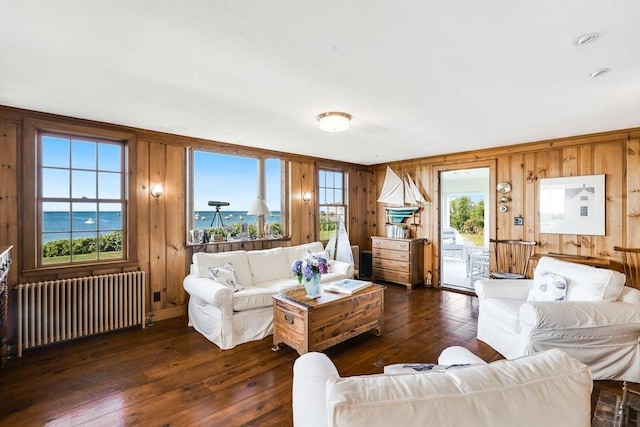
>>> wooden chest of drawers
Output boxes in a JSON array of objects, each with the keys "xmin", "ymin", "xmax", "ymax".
[{"xmin": 372, "ymin": 237, "xmax": 424, "ymax": 288}]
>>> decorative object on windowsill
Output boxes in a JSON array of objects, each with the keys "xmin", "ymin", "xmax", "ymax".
[
  {"xmin": 247, "ymin": 197, "xmax": 271, "ymax": 239},
  {"xmin": 378, "ymin": 166, "xmax": 429, "ymax": 224},
  {"xmin": 208, "ymin": 201, "xmax": 230, "ymax": 228},
  {"xmin": 317, "ymin": 112, "xmax": 351, "ymax": 132},
  {"xmin": 324, "ymin": 215, "xmax": 354, "ymax": 265},
  {"xmin": 238, "ymin": 215, "xmax": 249, "ymax": 239},
  {"xmin": 291, "ymin": 253, "xmax": 329, "ymax": 298}
]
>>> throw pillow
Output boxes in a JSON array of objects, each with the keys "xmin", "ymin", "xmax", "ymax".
[
  {"xmin": 528, "ymin": 270, "xmax": 567, "ymax": 302},
  {"xmin": 384, "ymin": 363, "xmax": 472, "ymax": 375},
  {"xmin": 209, "ymin": 263, "xmax": 244, "ymax": 292}
]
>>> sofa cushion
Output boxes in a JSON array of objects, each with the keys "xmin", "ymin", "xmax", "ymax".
[
  {"xmin": 527, "ymin": 270, "xmax": 567, "ymax": 302},
  {"xmin": 232, "ymin": 286, "xmax": 276, "ymax": 312},
  {"xmin": 208, "ymin": 264, "xmax": 244, "ymax": 292},
  {"xmin": 619, "ymin": 286, "xmax": 640, "ymax": 304},
  {"xmin": 193, "ymin": 251, "xmax": 253, "ymax": 286},
  {"xmin": 286, "ymin": 241, "xmax": 326, "ymax": 266},
  {"xmin": 536, "ymin": 256, "xmax": 626, "ymax": 302},
  {"xmin": 247, "ymin": 247, "xmax": 291, "ymax": 284},
  {"xmin": 326, "ymin": 349, "xmax": 592, "ymax": 427},
  {"xmin": 256, "ymin": 278, "xmax": 303, "ymax": 294}
]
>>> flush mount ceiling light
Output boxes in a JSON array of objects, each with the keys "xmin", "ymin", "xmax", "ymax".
[
  {"xmin": 573, "ymin": 32, "xmax": 600, "ymax": 46},
  {"xmin": 317, "ymin": 112, "xmax": 352, "ymax": 132}
]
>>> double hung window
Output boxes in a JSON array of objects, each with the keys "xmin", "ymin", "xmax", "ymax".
[
  {"xmin": 38, "ymin": 132, "xmax": 126, "ymax": 265},
  {"xmin": 318, "ymin": 169, "xmax": 347, "ymax": 241}
]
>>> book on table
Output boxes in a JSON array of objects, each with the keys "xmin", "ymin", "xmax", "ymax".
[{"xmin": 324, "ymin": 279, "xmax": 372, "ymax": 294}]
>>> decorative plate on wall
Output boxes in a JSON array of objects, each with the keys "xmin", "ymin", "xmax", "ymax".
[{"xmin": 497, "ymin": 182, "xmax": 512, "ymax": 194}]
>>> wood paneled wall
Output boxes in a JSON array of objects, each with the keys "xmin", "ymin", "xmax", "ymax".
[
  {"xmin": 1, "ymin": 105, "xmax": 638, "ymax": 344},
  {"xmin": 0, "ymin": 106, "xmax": 371, "ymax": 347},
  {"xmin": 372, "ymin": 128, "xmax": 640, "ymax": 287}
]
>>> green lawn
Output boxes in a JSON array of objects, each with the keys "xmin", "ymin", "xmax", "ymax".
[
  {"xmin": 43, "ymin": 251, "xmax": 122, "ymax": 264},
  {"xmin": 461, "ymin": 233, "xmax": 484, "ymax": 247}
]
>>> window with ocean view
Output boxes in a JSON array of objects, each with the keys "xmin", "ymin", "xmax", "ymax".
[
  {"xmin": 188, "ymin": 149, "xmax": 283, "ymax": 242},
  {"xmin": 39, "ymin": 132, "xmax": 125, "ymax": 265},
  {"xmin": 318, "ymin": 168, "xmax": 347, "ymax": 241}
]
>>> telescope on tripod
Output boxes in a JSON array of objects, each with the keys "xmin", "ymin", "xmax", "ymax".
[{"xmin": 208, "ymin": 201, "xmax": 230, "ymax": 227}]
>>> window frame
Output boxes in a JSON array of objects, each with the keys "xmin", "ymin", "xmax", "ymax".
[
  {"xmin": 317, "ymin": 167, "xmax": 348, "ymax": 242},
  {"xmin": 186, "ymin": 147, "xmax": 287, "ymax": 243},
  {"xmin": 22, "ymin": 119, "xmax": 137, "ymax": 275}
]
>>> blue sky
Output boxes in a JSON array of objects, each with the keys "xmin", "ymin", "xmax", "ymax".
[
  {"xmin": 42, "ymin": 136, "xmax": 122, "ymax": 212},
  {"xmin": 41, "ymin": 136, "xmax": 281, "ymax": 213},
  {"xmin": 193, "ymin": 151, "xmax": 281, "ymax": 212}
]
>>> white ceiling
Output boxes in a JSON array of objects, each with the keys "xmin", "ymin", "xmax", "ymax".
[{"xmin": 1, "ymin": 1, "xmax": 639, "ymax": 165}]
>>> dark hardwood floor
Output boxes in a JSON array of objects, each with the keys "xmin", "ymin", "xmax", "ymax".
[{"xmin": 0, "ymin": 286, "xmax": 634, "ymax": 426}]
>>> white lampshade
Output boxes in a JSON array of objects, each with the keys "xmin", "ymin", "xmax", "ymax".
[
  {"xmin": 317, "ymin": 112, "xmax": 351, "ymax": 132},
  {"xmin": 247, "ymin": 198, "xmax": 271, "ymax": 216}
]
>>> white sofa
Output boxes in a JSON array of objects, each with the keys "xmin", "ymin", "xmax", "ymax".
[
  {"xmin": 476, "ymin": 255, "xmax": 640, "ymax": 382},
  {"xmin": 183, "ymin": 242, "xmax": 354, "ymax": 349},
  {"xmin": 292, "ymin": 346, "xmax": 592, "ymax": 427}
]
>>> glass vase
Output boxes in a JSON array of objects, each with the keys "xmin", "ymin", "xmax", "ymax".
[{"xmin": 304, "ymin": 273, "xmax": 321, "ymax": 298}]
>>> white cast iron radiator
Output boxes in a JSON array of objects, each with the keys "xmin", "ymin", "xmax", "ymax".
[{"xmin": 16, "ymin": 271, "xmax": 146, "ymax": 356}]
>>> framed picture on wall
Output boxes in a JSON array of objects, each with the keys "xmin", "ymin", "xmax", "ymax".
[{"xmin": 538, "ymin": 174, "xmax": 605, "ymax": 235}]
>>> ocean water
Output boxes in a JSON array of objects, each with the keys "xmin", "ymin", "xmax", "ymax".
[
  {"xmin": 192, "ymin": 210, "xmax": 281, "ymax": 230},
  {"xmin": 42, "ymin": 210, "xmax": 282, "ymax": 243},
  {"xmin": 43, "ymin": 211, "xmax": 123, "ymax": 243}
]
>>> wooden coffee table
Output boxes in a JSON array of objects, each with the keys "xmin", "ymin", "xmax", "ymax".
[{"xmin": 271, "ymin": 282, "xmax": 384, "ymax": 355}]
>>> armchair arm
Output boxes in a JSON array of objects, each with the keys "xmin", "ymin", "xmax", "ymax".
[
  {"xmin": 328, "ymin": 260, "xmax": 355, "ymax": 279},
  {"xmin": 183, "ymin": 274, "xmax": 234, "ymax": 317},
  {"xmin": 438, "ymin": 346, "xmax": 487, "ymax": 366},
  {"xmin": 475, "ymin": 279, "xmax": 533, "ymax": 300},
  {"xmin": 520, "ymin": 300, "xmax": 640, "ymax": 330},
  {"xmin": 293, "ymin": 352, "xmax": 339, "ymax": 427}
]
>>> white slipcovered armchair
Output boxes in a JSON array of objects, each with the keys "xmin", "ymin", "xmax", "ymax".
[{"xmin": 475, "ymin": 256, "xmax": 640, "ymax": 382}]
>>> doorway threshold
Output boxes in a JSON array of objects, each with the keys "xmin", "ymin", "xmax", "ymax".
[{"xmin": 441, "ymin": 283, "xmax": 476, "ymax": 295}]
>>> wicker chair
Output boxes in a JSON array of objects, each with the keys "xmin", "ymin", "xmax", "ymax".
[
  {"xmin": 489, "ymin": 239, "xmax": 537, "ymax": 279},
  {"xmin": 613, "ymin": 246, "xmax": 640, "ymax": 289}
]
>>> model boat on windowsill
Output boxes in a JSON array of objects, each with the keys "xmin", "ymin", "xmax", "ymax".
[{"xmin": 377, "ymin": 166, "xmax": 428, "ymax": 223}]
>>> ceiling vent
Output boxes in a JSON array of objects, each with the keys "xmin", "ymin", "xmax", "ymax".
[
  {"xmin": 573, "ymin": 32, "xmax": 600, "ymax": 46},
  {"xmin": 590, "ymin": 68, "xmax": 610, "ymax": 78}
]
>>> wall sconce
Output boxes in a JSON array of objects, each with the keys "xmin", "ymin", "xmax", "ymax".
[
  {"xmin": 302, "ymin": 192, "xmax": 312, "ymax": 204},
  {"xmin": 150, "ymin": 184, "xmax": 164, "ymax": 200}
]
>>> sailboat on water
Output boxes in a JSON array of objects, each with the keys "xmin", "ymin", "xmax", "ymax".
[{"xmin": 377, "ymin": 166, "xmax": 428, "ymax": 223}]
